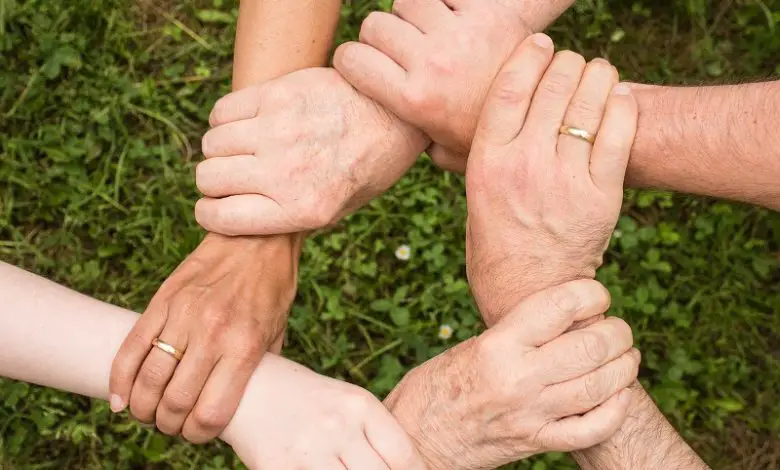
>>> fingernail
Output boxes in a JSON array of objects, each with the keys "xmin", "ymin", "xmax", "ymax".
[
  {"xmin": 110, "ymin": 394, "xmax": 126, "ymax": 413},
  {"xmin": 613, "ymin": 83, "xmax": 631, "ymax": 96},
  {"xmin": 532, "ymin": 34, "xmax": 553, "ymax": 49}
]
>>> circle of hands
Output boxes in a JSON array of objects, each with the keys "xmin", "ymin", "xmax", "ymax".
[{"xmin": 109, "ymin": 1, "xmax": 643, "ymax": 469}]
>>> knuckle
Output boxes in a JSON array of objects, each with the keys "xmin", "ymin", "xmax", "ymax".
[
  {"xmin": 200, "ymin": 131, "xmax": 217, "ymax": 157},
  {"xmin": 542, "ymin": 71, "xmax": 573, "ymax": 96},
  {"xmin": 401, "ymin": 85, "xmax": 433, "ymax": 112},
  {"xmin": 580, "ymin": 331, "xmax": 609, "ymax": 365},
  {"xmin": 161, "ymin": 388, "xmax": 197, "ymax": 415},
  {"xmin": 191, "ymin": 404, "xmax": 231, "ymax": 431},
  {"xmin": 583, "ymin": 370, "xmax": 610, "ymax": 405},
  {"xmin": 492, "ymin": 70, "xmax": 533, "ymax": 105},
  {"xmin": 195, "ymin": 160, "xmax": 216, "ymax": 194},
  {"xmin": 426, "ymin": 53, "xmax": 456, "ymax": 75},
  {"xmin": 208, "ymin": 97, "xmax": 229, "ymax": 127},
  {"xmin": 344, "ymin": 388, "xmax": 378, "ymax": 414},
  {"xmin": 546, "ymin": 284, "xmax": 581, "ymax": 316},
  {"xmin": 391, "ymin": 0, "xmax": 410, "ymax": 14},
  {"xmin": 567, "ymin": 98, "xmax": 602, "ymax": 122},
  {"xmin": 359, "ymin": 12, "xmax": 382, "ymax": 42},
  {"xmin": 607, "ymin": 317, "xmax": 633, "ymax": 346},
  {"xmin": 137, "ymin": 362, "xmax": 172, "ymax": 390}
]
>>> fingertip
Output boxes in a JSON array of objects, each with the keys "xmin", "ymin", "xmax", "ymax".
[
  {"xmin": 612, "ymin": 82, "xmax": 632, "ymax": 96},
  {"xmin": 531, "ymin": 33, "xmax": 554, "ymax": 49},
  {"xmin": 110, "ymin": 393, "xmax": 126, "ymax": 413},
  {"xmin": 332, "ymin": 41, "xmax": 357, "ymax": 70},
  {"xmin": 194, "ymin": 198, "xmax": 231, "ymax": 235}
]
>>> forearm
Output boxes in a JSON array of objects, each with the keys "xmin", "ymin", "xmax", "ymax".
[
  {"xmin": 0, "ymin": 262, "xmax": 278, "ymax": 441},
  {"xmin": 573, "ymin": 382, "xmax": 708, "ymax": 470},
  {"xmin": 233, "ymin": 0, "xmax": 341, "ymax": 90},
  {"xmin": 627, "ymin": 81, "xmax": 780, "ymax": 210}
]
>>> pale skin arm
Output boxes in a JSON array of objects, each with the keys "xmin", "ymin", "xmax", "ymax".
[
  {"xmin": 109, "ymin": 0, "xmax": 343, "ymax": 442},
  {"xmin": 627, "ymin": 82, "xmax": 780, "ymax": 211},
  {"xmin": 0, "ymin": 261, "xmax": 427, "ymax": 469}
]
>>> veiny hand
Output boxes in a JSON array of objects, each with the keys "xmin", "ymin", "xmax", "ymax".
[
  {"xmin": 221, "ymin": 355, "xmax": 426, "ymax": 470},
  {"xmin": 385, "ymin": 280, "xmax": 640, "ymax": 470},
  {"xmin": 334, "ymin": 0, "xmax": 575, "ymax": 172},
  {"xmin": 194, "ymin": 67, "xmax": 428, "ymax": 236},
  {"xmin": 465, "ymin": 35, "xmax": 638, "ymax": 324},
  {"xmin": 109, "ymin": 234, "xmax": 300, "ymax": 442}
]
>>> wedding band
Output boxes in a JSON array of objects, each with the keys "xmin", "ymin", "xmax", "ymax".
[
  {"xmin": 559, "ymin": 125, "xmax": 596, "ymax": 144},
  {"xmin": 152, "ymin": 338, "xmax": 184, "ymax": 361}
]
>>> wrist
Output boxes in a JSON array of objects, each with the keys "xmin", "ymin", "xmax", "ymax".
[{"xmin": 573, "ymin": 382, "xmax": 706, "ymax": 470}]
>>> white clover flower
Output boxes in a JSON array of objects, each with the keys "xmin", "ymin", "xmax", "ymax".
[
  {"xmin": 395, "ymin": 244, "xmax": 411, "ymax": 261},
  {"xmin": 438, "ymin": 324, "xmax": 454, "ymax": 340},
  {"xmin": 612, "ymin": 229, "xmax": 623, "ymax": 239}
]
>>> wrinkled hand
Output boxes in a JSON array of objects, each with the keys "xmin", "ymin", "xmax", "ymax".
[
  {"xmin": 194, "ymin": 67, "xmax": 428, "ymax": 236},
  {"xmin": 222, "ymin": 355, "xmax": 426, "ymax": 470},
  {"xmin": 465, "ymin": 36, "xmax": 638, "ymax": 324},
  {"xmin": 109, "ymin": 234, "xmax": 299, "ymax": 442},
  {"xmin": 385, "ymin": 281, "xmax": 639, "ymax": 470},
  {"xmin": 334, "ymin": 0, "xmax": 575, "ymax": 172}
]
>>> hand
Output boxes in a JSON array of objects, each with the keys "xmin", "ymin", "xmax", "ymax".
[
  {"xmin": 194, "ymin": 67, "xmax": 428, "ymax": 236},
  {"xmin": 465, "ymin": 36, "xmax": 638, "ymax": 325},
  {"xmin": 109, "ymin": 234, "xmax": 300, "ymax": 442},
  {"xmin": 334, "ymin": 0, "xmax": 575, "ymax": 172},
  {"xmin": 385, "ymin": 280, "xmax": 640, "ymax": 470},
  {"xmin": 222, "ymin": 355, "xmax": 426, "ymax": 470}
]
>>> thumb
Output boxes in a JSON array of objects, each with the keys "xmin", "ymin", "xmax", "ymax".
[
  {"xmin": 195, "ymin": 196, "xmax": 300, "ymax": 236},
  {"xmin": 491, "ymin": 279, "xmax": 611, "ymax": 347}
]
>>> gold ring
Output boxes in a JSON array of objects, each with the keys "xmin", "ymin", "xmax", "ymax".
[
  {"xmin": 559, "ymin": 125, "xmax": 596, "ymax": 144},
  {"xmin": 152, "ymin": 338, "xmax": 184, "ymax": 361}
]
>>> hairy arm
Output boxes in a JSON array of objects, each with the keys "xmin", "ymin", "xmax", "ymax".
[
  {"xmin": 574, "ymin": 384, "xmax": 709, "ymax": 470},
  {"xmin": 628, "ymin": 81, "xmax": 780, "ymax": 210}
]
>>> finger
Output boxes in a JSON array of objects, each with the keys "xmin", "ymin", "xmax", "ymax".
[
  {"xmin": 473, "ymin": 33, "xmax": 555, "ymax": 147},
  {"xmin": 428, "ymin": 144, "xmax": 467, "ymax": 174},
  {"xmin": 557, "ymin": 58, "xmax": 618, "ymax": 175},
  {"xmin": 522, "ymin": 50, "xmax": 586, "ymax": 153},
  {"xmin": 155, "ymin": 343, "xmax": 219, "ymax": 436},
  {"xmin": 339, "ymin": 442, "xmax": 390, "ymax": 470},
  {"xmin": 196, "ymin": 155, "xmax": 269, "ymax": 198},
  {"xmin": 392, "ymin": 0, "xmax": 454, "ymax": 33},
  {"xmin": 491, "ymin": 279, "xmax": 611, "ymax": 347},
  {"xmin": 194, "ymin": 195, "xmax": 295, "ymax": 236},
  {"xmin": 535, "ymin": 316, "xmax": 634, "ymax": 385},
  {"xmin": 201, "ymin": 119, "xmax": 262, "ymax": 159},
  {"xmin": 109, "ymin": 300, "xmax": 167, "ymax": 413},
  {"xmin": 181, "ymin": 356, "xmax": 258, "ymax": 443},
  {"xmin": 208, "ymin": 86, "xmax": 263, "ymax": 127},
  {"xmin": 359, "ymin": 12, "xmax": 424, "ymax": 69},
  {"xmin": 589, "ymin": 83, "xmax": 638, "ymax": 195},
  {"xmin": 364, "ymin": 407, "xmax": 427, "ymax": 470},
  {"xmin": 268, "ymin": 328, "xmax": 285, "ymax": 355},
  {"xmin": 333, "ymin": 42, "xmax": 408, "ymax": 118},
  {"xmin": 538, "ymin": 388, "xmax": 632, "ymax": 452},
  {"xmin": 129, "ymin": 323, "xmax": 188, "ymax": 424},
  {"xmin": 544, "ymin": 348, "xmax": 640, "ymax": 417}
]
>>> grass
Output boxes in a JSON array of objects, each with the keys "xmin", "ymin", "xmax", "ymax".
[{"xmin": 1, "ymin": 0, "xmax": 779, "ymax": 468}]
